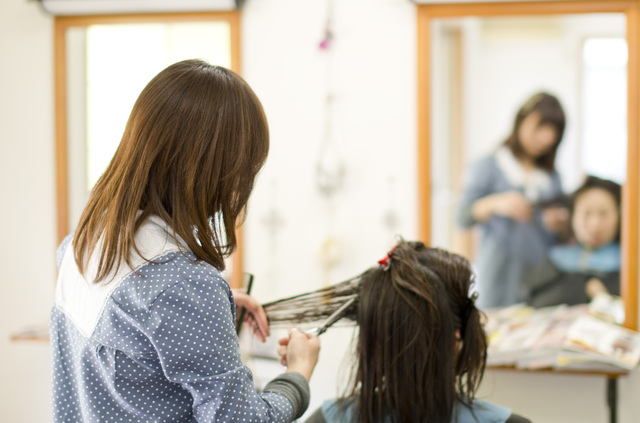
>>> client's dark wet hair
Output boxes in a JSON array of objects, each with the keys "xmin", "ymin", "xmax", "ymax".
[
  {"xmin": 264, "ymin": 240, "xmax": 487, "ymax": 423},
  {"xmin": 348, "ymin": 241, "xmax": 486, "ymax": 423}
]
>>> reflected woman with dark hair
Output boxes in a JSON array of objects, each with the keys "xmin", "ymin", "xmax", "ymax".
[
  {"xmin": 524, "ymin": 176, "xmax": 622, "ymax": 308},
  {"xmin": 457, "ymin": 92, "xmax": 569, "ymax": 309},
  {"xmin": 291, "ymin": 241, "xmax": 531, "ymax": 423}
]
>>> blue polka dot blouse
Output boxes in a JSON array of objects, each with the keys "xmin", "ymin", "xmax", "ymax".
[{"xmin": 50, "ymin": 215, "xmax": 308, "ymax": 422}]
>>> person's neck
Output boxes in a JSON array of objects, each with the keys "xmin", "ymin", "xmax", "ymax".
[
  {"xmin": 518, "ymin": 156, "xmax": 536, "ymax": 173},
  {"xmin": 582, "ymin": 241, "xmax": 617, "ymax": 253}
]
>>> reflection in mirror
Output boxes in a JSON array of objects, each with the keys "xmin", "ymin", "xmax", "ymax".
[{"xmin": 429, "ymin": 14, "xmax": 627, "ymax": 310}]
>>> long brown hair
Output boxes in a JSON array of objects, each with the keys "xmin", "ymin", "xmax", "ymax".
[
  {"xmin": 73, "ymin": 59, "xmax": 269, "ymax": 282},
  {"xmin": 346, "ymin": 241, "xmax": 486, "ymax": 423},
  {"xmin": 504, "ymin": 91, "xmax": 565, "ymax": 171}
]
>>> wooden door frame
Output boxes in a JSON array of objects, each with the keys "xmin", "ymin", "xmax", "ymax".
[
  {"xmin": 53, "ymin": 11, "xmax": 244, "ymax": 288},
  {"xmin": 417, "ymin": 0, "xmax": 640, "ymax": 329}
]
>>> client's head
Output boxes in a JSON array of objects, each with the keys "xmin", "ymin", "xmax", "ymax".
[
  {"xmin": 347, "ymin": 240, "xmax": 487, "ymax": 423},
  {"xmin": 570, "ymin": 176, "xmax": 622, "ymax": 250}
]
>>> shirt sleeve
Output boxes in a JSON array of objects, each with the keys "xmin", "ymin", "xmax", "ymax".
[
  {"xmin": 457, "ymin": 156, "xmax": 496, "ymax": 228},
  {"xmin": 145, "ymin": 258, "xmax": 308, "ymax": 422},
  {"xmin": 263, "ymin": 372, "xmax": 310, "ymax": 420}
]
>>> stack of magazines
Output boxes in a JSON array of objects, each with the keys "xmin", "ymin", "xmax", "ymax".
[{"xmin": 484, "ymin": 295, "xmax": 640, "ymax": 372}]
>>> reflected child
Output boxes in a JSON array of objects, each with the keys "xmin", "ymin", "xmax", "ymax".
[{"xmin": 524, "ymin": 176, "xmax": 622, "ymax": 308}]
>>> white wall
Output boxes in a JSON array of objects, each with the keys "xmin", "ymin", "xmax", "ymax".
[
  {"xmin": 241, "ymin": 0, "xmax": 417, "ymax": 417},
  {"xmin": 1, "ymin": 0, "xmax": 640, "ymax": 422},
  {"xmin": 0, "ymin": 1, "xmax": 56, "ymax": 422},
  {"xmin": 242, "ymin": 0, "xmax": 418, "ymax": 300}
]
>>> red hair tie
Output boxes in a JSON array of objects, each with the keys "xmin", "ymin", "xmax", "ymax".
[
  {"xmin": 377, "ymin": 253, "xmax": 391, "ymax": 269},
  {"xmin": 377, "ymin": 243, "xmax": 398, "ymax": 270}
]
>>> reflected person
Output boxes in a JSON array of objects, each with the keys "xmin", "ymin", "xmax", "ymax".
[
  {"xmin": 457, "ymin": 92, "xmax": 568, "ymax": 309},
  {"xmin": 524, "ymin": 176, "xmax": 621, "ymax": 308}
]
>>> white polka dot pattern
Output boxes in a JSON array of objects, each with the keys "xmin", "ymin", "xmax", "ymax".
[{"xmin": 51, "ymin": 236, "xmax": 295, "ymax": 422}]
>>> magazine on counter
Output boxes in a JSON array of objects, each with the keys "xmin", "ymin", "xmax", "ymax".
[
  {"xmin": 484, "ymin": 297, "xmax": 640, "ymax": 372},
  {"xmin": 558, "ymin": 314, "xmax": 640, "ymax": 371},
  {"xmin": 514, "ymin": 304, "xmax": 588, "ymax": 370},
  {"xmin": 485, "ymin": 304, "xmax": 560, "ymax": 367}
]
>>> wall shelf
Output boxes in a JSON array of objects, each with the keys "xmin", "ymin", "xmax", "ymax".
[{"xmin": 10, "ymin": 324, "xmax": 49, "ymax": 344}]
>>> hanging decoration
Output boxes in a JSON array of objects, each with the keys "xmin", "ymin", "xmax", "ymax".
[
  {"xmin": 318, "ymin": 15, "xmax": 333, "ymax": 51},
  {"xmin": 315, "ymin": 0, "xmax": 345, "ymax": 286},
  {"xmin": 259, "ymin": 180, "xmax": 286, "ymax": 288},
  {"xmin": 315, "ymin": 0, "xmax": 343, "ymax": 197}
]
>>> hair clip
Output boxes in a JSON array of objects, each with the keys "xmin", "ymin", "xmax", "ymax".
[
  {"xmin": 377, "ymin": 243, "xmax": 398, "ymax": 270},
  {"xmin": 377, "ymin": 253, "xmax": 391, "ymax": 270}
]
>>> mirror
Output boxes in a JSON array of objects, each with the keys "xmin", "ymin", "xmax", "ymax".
[
  {"xmin": 417, "ymin": 1, "xmax": 639, "ymax": 330},
  {"xmin": 431, "ymin": 13, "xmax": 627, "ymax": 309},
  {"xmin": 54, "ymin": 12, "xmax": 243, "ymax": 285}
]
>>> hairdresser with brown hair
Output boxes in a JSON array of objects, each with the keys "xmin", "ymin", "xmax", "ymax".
[
  {"xmin": 304, "ymin": 240, "xmax": 531, "ymax": 423},
  {"xmin": 457, "ymin": 92, "xmax": 569, "ymax": 309},
  {"xmin": 50, "ymin": 60, "xmax": 320, "ymax": 422}
]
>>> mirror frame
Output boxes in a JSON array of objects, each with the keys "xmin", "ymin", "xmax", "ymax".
[
  {"xmin": 416, "ymin": 0, "xmax": 640, "ymax": 330},
  {"xmin": 53, "ymin": 11, "xmax": 245, "ymax": 288}
]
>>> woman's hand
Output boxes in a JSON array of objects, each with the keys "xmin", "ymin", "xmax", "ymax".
[
  {"xmin": 232, "ymin": 289, "xmax": 270, "ymax": 342},
  {"xmin": 542, "ymin": 206, "xmax": 570, "ymax": 238},
  {"xmin": 586, "ymin": 278, "xmax": 609, "ymax": 299},
  {"xmin": 473, "ymin": 191, "xmax": 532, "ymax": 222},
  {"xmin": 493, "ymin": 191, "xmax": 532, "ymax": 221},
  {"xmin": 277, "ymin": 329, "xmax": 321, "ymax": 381}
]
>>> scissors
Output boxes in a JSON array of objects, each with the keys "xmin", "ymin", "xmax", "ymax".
[{"xmin": 305, "ymin": 296, "xmax": 356, "ymax": 336}]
